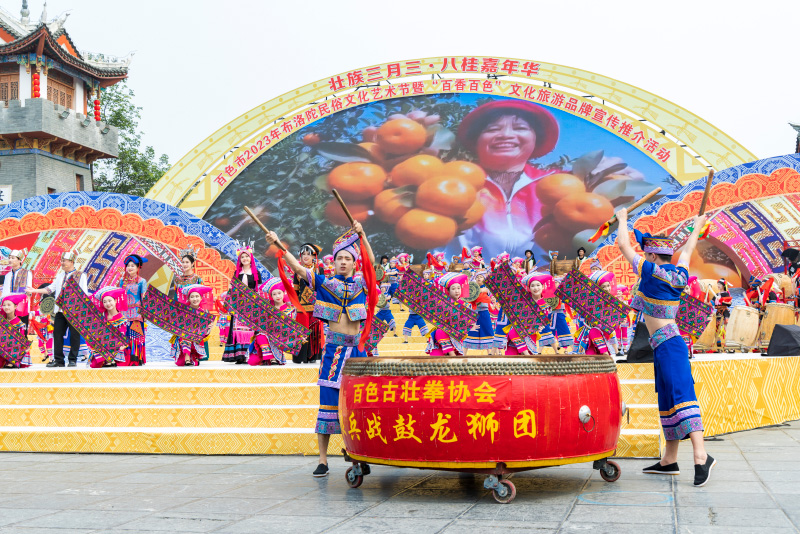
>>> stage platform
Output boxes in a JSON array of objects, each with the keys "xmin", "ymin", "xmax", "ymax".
[
  {"xmin": 1, "ymin": 355, "xmax": 797, "ymax": 459},
  {"xmin": 2, "ymin": 306, "xmax": 798, "ymax": 458}
]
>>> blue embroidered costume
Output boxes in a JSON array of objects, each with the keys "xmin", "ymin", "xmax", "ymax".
[
  {"xmin": 630, "ymin": 231, "xmax": 704, "ymax": 441},
  {"xmin": 310, "ymin": 231, "xmax": 370, "ymax": 435}
]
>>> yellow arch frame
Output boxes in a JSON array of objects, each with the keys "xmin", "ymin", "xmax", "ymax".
[{"xmin": 146, "ymin": 56, "xmax": 756, "ymax": 215}]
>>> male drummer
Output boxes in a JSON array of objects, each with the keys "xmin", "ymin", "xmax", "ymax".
[{"xmin": 616, "ymin": 209, "xmax": 715, "ymax": 487}]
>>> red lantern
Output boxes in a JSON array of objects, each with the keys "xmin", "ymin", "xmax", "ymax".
[{"xmin": 93, "ymin": 99, "xmax": 100, "ymax": 106}]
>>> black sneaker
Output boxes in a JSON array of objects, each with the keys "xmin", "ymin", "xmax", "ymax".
[
  {"xmin": 694, "ymin": 455, "xmax": 716, "ymax": 487},
  {"xmin": 312, "ymin": 463, "xmax": 329, "ymax": 477},
  {"xmin": 67, "ymin": 362, "xmax": 77, "ymax": 367},
  {"xmin": 46, "ymin": 361, "xmax": 64, "ymax": 368},
  {"xmin": 643, "ymin": 461, "xmax": 680, "ymax": 475}
]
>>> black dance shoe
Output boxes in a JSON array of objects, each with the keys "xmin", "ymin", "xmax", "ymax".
[
  {"xmin": 642, "ymin": 461, "xmax": 680, "ymax": 475},
  {"xmin": 694, "ymin": 455, "xmax": 716, "ymax": 487}
]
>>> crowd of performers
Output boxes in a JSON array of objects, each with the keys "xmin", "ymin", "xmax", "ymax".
[{"xmin": 0, "ymin": 205, "xmax": 734, "ymax": 486}]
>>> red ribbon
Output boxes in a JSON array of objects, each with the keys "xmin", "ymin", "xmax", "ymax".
[
  {"xmin": 358, "ymin": 239, "xmax": 378, "ymax": 351},
  {"xmin": 276, "ymin": 251, "xmax": 304, "ymax": 318},
  {"xmin": 588, "ymin": 221, "xmax": 611, "ymax": 244}
]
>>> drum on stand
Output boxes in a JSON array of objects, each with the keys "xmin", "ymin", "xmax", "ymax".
[
  {"xmin": 758, "ymin": 302, "xmax": 796, "ymax": 347},
  {"xmin": 693, "ymin": 318, "xmax": 718, "ymax": 352},
  {"xmin": 725, "ymin": 305, "xmax": 759, "ymax": 352},
  {"xmin": 766, "ymin": 274, "xmax": 796, "ymax": 301}
]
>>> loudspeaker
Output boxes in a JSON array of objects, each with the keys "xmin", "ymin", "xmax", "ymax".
[
  {"xmin": 625, "ymin": 322, "xmax": 653, "ymax": 363},
  {"xmin": 766, "ymin": 325, "xmax": 800, "ymax": 357}
]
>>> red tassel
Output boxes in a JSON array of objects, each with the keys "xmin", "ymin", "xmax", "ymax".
[
  {"xmin": 427, "ymin": 252, "xmax": 443, "ymax": 270},
  {"xmin": 588, "ymin": 221, "xmax": 610, "ymax": 243},
  {"xmin": 358, "ymin": 240, "xmax": 378, "ymax": 351},
  {"xmin": 461, "ymin": 247, "xmax": 470, "ymax": 260},
  {"xmin": 276, "ymin": 251, "xmax": 304, "ymax": 317}
]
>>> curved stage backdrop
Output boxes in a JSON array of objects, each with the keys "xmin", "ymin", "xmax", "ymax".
[{"xmin": 145, "ymin": 56, "xmax": 755, "ymax": 270}]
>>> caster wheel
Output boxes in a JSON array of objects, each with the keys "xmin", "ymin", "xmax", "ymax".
[
  {"xmin": 600, "ymin": 460, "xmax": 621, "ymax": 482},
  {"xmin": 345, "ymin": 466, "xmax": 363, "ymax": 488},
  {"xmin": 492, "ymin": 480, "xmax": 516, "ymax": 504}
]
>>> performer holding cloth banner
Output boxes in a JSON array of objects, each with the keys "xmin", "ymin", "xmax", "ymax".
[{"xmin": 54, "ymin": 276, "xmax": 128, "ymax": 366}]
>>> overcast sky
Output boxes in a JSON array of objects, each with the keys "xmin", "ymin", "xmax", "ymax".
[{"xmin": 22, "ymin": 0, "xmax": 799, "ymax": 165}]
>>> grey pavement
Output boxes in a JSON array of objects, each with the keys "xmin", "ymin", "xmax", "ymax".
[{"xmin": 0, "ymin": 421, "xmax": 798, "ymax": 533}]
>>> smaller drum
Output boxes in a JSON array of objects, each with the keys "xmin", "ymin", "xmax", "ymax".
[
  {"xmin": 758, "ymin": 303, "xmax": 796, "ymax": 346},
  {"xmin": 550, "ymin": 259, "xmax": 573, "ymax": 276},
  {"xmin": 725, "ymin": 306, "xmax": 759, "ymax": 350},
  {"xmin": 766, "ymin": 274, "xmax": 796, "ymax": 301},
  {"xmin": 694, "ymin": 318, "xmax": 717, "ymax": 351}
]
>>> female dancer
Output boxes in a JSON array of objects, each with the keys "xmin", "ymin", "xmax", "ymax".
[
  {"xmin": 425, "ymin": 273, "xmax": 469, "ymax": 356},
  {"xmin": 248, "ymin": 278, "xmax": 296, "ymax": 366},
  {"xmin": 520, "ymin": 271, "xmax": 559, "ymax": 353},
  {"xmin": 463, "ymin": 269, "xmax": 494, "ymax": 354},
  {"xmin": 119, "ymin": 254, "xmax": 148, "ymax": 366},
  {"xmin": 223, "ymin": 245, "xmax": 261, "ymax": 364},
  {"xmin": 265, "ymin": 221, "xmax": 377, "ymax": 478},
  {"xmin": 292, "ymin": 243, "xmax": 324, "ymax": 364},
  {"xmin": 617, "ymin": 208, "xmax": 714, "ymax": 486},
  {"xmin": 0, "ymin": 293, "xmax": 30, "ymax": 368},
  {"xmin": 89, "ymin": 287, "xmax": 128, "ymax": 368},
  {"xmin": 171, "ymin": 284, "xmax": 215, "ymax": 367}
]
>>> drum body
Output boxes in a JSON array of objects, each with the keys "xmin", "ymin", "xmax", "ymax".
[
  {"xmin": 340, "ymin": 355, "xmax": 622, "ymax": 472},
  {"xmin": 725, "ymin": 306, "xmax": 759, "ymax": 349},
  {"xmin": 758, "ymin": 303, "xmax": 796, "ymax": 346}
]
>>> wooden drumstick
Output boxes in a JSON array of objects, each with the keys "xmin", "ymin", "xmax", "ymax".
[
  {"xmin": 243, "ymin": 206, "xmax": 286, "ymax": 252},
  {"xmin": 331, "ymin": 189, "xmax": 356, "ymax": 226},
  {"xmin": 588, "ymin": 187, "xmax": 662, "ymax": 243},
  {"xmin": 698, "ymin": 169, "xmax": 714, "ymax": 216}
]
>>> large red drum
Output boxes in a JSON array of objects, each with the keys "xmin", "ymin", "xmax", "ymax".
[{"xmin": 340, "ymin": 355, "xmax": 622, "ymax": 472}]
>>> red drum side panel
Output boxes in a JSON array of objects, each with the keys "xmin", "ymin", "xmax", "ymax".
[{"xmin": 340, "ymin": 372, "xmax": 622, "ymax": 469}]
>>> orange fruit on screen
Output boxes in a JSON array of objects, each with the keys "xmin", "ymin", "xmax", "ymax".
[
  {"xmin": 441, "ymin": 161, "xmax": 486, "ymax": 190},
  {"xmin": 390, "ymin": 155, "xmax": 444, "ymax": 187},
  {"xmin": 324, "ymin": 199, "xmax": 371, "ymax": 227},
  {"xmin": 327, "ymin": 162, "xmax": 386, "ymax": 201},
  {"xmin": 552, "ymin": 192, "xmax": 615, "ymax": 233},
  {"xmin": 416, "ymin": 176, "xmax": 477, "ymax": 217},
  {"xmin": 376, "ymin": 118, "xmax": 427, "ymax": 155},
  {"xmin": 535, "ymin": 173, "xmax": 586, "ymax": 205},
  {"xmin": 395, "ymin": 209, "xmax": 457, "ymax": 250},
  {"xmin": 374, "ymin": 188, "xmax": 413, "ymax": 224},
  {"xmin": 458, "ymin": 198, "xmax": 486, "ymax": 231}
]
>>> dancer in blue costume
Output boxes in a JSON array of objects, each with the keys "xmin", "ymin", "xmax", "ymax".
[
  {"xmin": 617, "ymin": 208, "xmax": 715, "ymax": 486},
  {"xmin": 266, "ymin": 220, "xmax": 376, "ymax": 478}
]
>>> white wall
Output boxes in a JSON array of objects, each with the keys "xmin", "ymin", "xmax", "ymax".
[
  {"xmin": 17, "ymin": 64, "xmax": 30, "ymax": 104},
  {"xmin": 73, "ymin": 78, "xmax": 84, "ymax": 114}
]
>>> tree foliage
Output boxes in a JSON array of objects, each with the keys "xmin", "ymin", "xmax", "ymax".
[{"xmin": 93, "ymin": 81, "xmax": 170, "ymax": 197}]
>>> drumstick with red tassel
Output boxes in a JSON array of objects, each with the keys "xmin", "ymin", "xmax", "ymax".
[
  {"xmin": 243, "ymin": 206, "xmax": 287, "ymax": 252},
  {"xmin": 688, "ymin": 170, "xmax": 715, "ymax": 239},
  {"xmin": 331, "ymin": 189, "xmax": 378, "ymax": 351},
  {"xmin": 588, "ymin": 187, "xmax": 662, "ymax": 243}
]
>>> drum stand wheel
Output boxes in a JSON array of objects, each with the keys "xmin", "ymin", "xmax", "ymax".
[
  {"xmin": 344, "ymin": 462, "xmax": 370, "ymax": 489},
  {"xmin": 484, "ymin": 474, "xmax": 516, "ymax": 504},
  {"xmin": 594, "ymin": 458, "xmax": 622, "ymax": 482}
]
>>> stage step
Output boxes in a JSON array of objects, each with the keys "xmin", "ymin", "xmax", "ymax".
[
  {"xmin": 0, "ymin": 363, "xmax": 660, "ymax": 458},
  {"xmin": 0, "ymin": 406, "xmax": 319, "ymax": 429}
]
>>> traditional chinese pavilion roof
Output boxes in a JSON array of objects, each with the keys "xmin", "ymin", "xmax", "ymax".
[{"xmin": 0, "ymin": 2, "xmax": 130, "ymax": 86}]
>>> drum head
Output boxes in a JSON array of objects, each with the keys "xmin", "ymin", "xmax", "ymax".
[
  {"xmin": 464, "ymin": 281, "xmax": 481, "ymax": 302},
  {"xmin": 374, "ymin": 264, "xmax": 386, "ymax": 282},
  {"xmin": 544, "ymin": 296, "xmax": 561, "ymax": 309},
  {"xmin": 377, "ymin": 294, "xmax": 388, "ymax": 308},
  {"xmin": 39, "ymin": 295, "xmax": 55, "ymax": 316}
]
